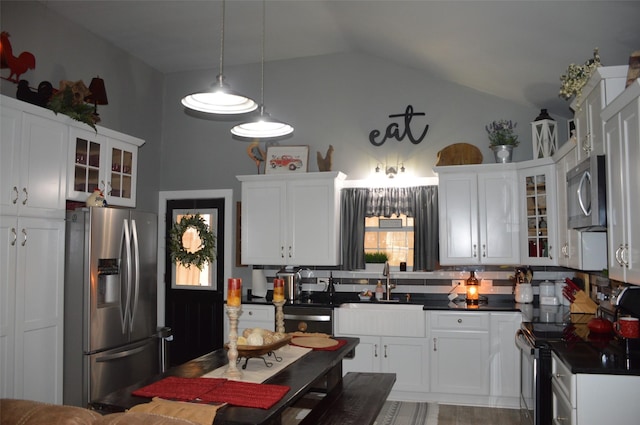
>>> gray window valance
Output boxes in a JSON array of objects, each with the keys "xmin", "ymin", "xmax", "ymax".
[{"xmin": 341, "ymin": 186, "xmax": 439, "ymax": 271}]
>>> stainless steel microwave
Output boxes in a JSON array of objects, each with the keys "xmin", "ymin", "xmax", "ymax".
[{"xmin": 566, "ymin": 155, "xmax": 607, "ymax": 229}]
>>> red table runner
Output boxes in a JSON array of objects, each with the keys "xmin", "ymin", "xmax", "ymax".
[{"xmin": 132, "ymin": 376, "xmax": 290, "ymax": 409}]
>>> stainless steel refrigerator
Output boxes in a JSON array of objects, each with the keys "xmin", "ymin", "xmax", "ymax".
[{"xmin": 63, "ymin": 207, "xmax": 159, "ymax": 407}]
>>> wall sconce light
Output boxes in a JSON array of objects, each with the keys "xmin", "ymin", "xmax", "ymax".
[
  {"xmin": 376, "ymin": 162, "xmax": 405, "ymax": 178},
  {"xmin": 466, "ymin": 270, "xmax": 479, "ymax": 306}
]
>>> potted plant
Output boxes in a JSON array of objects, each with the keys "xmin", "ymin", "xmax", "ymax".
[
  {"xmin": 364, "ymin": 251, "xmax": 388, "ymax": 272},
  {"xmin": 486, "ymin": 119, "xmax": 519, "ymax": 163}
]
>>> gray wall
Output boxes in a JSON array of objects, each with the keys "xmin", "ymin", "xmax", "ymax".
[{"xmin": 2, "ymin": 1, "xmax": 569, "ymax": 280}]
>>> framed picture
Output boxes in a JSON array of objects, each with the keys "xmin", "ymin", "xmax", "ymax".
[{"xmin": 265, "ymin": 145, "xmax": 309, "ymax": 174}]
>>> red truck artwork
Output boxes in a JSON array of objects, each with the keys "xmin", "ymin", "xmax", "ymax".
[{"xmin": 269, "ymin": 154, "xmax": 303, "ymax": 170}]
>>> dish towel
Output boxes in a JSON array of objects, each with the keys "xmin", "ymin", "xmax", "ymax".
[{"xmin": 132, "ymin": 376, "xmax": 290, "ymax": 410}]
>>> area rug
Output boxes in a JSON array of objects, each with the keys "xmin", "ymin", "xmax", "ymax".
[{"xmin": 374, "ymin": 401, "xmax": 438, "ymax": 425}]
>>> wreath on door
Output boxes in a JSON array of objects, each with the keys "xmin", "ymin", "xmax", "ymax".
[{"xmin": 169, "ymin": 214, "xmax": 216, "ymax": 270}]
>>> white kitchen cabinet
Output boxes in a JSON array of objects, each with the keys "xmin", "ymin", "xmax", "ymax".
[
  {"xmin": 571, "ymin": 66, "xmax": 628, "ymax": 161},
  {"xmin": 603, "ymin": 80, "xmax": 640, "ymax": 284},
  {"xmin": 238, "ymin": 172, "xmax": 345, "ymax": 266},
  {"xmin": 518, "ymin": 160, "xmax": 558, "ymax": 266},
  {"xmin": 429, "ymin": 311, "xmax": 490, "ymax": 396},
  {"xmin": 489, "ymin": 312, "xmax": 521, "ymax": 407},
  {"xmin": 0, "ymin": 215, "xmax": 65, "ymax": 403},
  {"xmin": 223, "ymin": 304, "xmax": 274, "ymax": 343},
  {"xmin": 340, "ymin": 335, "xmax": 429, "ymax": 398},
  {"xmin": 1, "ymin": 97, "xmax": 67, "ymax": 219},
  {"xmin": 66, "ymin": 126, "xmax": 143, "ymax": 208},
  {"xmin": 436, "ymin": 165, "xmax": 519, "ymax": 265},
  {"xmin": 554, "ymin": 143, "xmax": 578, "ymax": 269},
  {"xmin": 551, "ymin": 352, "xmax": 640, "ymax": 425}
]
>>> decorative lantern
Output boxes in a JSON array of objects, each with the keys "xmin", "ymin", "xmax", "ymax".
[
  {"xmin": 466, "ymin": 270, "xmax": 479, "ymax": 305},
  {"xmin": 531, "ymin": 109, "xmax": 557, "ymax": 158}
]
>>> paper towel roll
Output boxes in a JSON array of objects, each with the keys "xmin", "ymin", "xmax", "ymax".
[{"xmin": 251, "ymin": 269, "xmax": 268, "ymax": 298}]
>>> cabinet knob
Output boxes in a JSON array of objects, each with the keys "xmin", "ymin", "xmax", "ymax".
[
  {"xmin": 248, "ymin": 311, "xmax": 253, "ymax": 316},
  {"xmin": 458, "ymin": 318, "xmax": 462, "ymax": 323}
]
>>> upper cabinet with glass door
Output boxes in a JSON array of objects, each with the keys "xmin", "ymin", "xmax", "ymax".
[
  {"xmin": 518, "ymin": 160, "xmax": 558, "ymax": 266},
  {"xmin": 67, "ymin": 125, "xmax": 144, "ymax": 207}
]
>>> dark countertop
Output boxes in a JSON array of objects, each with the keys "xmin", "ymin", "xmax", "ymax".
[
  {"xmin": 550, "ymin": 337, "xmax": 640, "ymax": 376},
  {"xmin": 242, "ymin": 292, "xmax": 521, "ymax": 311}
]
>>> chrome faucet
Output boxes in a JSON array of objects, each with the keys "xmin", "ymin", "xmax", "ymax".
[{"xmin": 382, "ymin": 261, "xmax": 395, "ymax": 300}]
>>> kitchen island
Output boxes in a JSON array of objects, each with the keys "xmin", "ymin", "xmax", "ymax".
[{"xmin": 90, "ymin": 337, "xmax": 359, "ymax": 425}]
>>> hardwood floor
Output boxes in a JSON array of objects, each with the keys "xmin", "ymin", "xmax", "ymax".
[
  {"xmin": 438, "ymin": 405, "xmax": 527, "ymax": 425},
  {"xmin": 283, "ymin": 399, "xmax": 526, "ymax": 425}
]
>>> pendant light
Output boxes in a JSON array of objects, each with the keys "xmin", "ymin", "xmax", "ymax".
[
  {"xmin": 181, "ymin": 0, "xmax": 257, "ymax": 114},
  {"xmin": 231, "ymin": 0, "xmax": 293, "ymax": 138}
]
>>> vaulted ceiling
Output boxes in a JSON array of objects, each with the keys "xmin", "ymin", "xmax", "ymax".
[{"xmin": 40, "ymin": 1, "xmax": 639, "ymax": 118}]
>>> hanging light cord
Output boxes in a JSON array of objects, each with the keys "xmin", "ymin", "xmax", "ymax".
[
  {"xmin": 218, "ymin": 0, "xmax": 225, "ymax": 79},
  {"xmin": 259, "ymin": 0, "xmax": 265, "ymax": 109}
]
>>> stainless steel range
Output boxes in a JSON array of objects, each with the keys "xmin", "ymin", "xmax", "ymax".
[{"xmin": 516, "ymin": 312, "xmax": 571, "ymax": 425}]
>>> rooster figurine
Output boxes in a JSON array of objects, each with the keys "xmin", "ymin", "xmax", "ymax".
[
  {"xmin": 317, "ymin": 145, "xmax": 334, "ymax": 172},
  {"xmin": 1, "ymin": 32, "xmax": 36, "ymax": 83},
  {"xmin": 246, "ymin": 140, "xmax": 266, "ymax": 174}
]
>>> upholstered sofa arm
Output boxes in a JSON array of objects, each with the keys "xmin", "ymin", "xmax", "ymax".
[{"xmin": 0, "ymin": 399, "xmax": 201, "ymax": 425}]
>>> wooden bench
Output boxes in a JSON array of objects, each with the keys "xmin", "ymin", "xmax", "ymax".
[{"xmin": 299, "ymin": 372, "xmax": 396, "ymax": 425}]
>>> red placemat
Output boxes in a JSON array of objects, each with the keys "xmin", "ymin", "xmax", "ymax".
[
  {"xmin": 199, "ymin": 380, "xmax": 290, "ymax": 409},
  {"xmin": 290, "ymin": 338, "xmax": 348, "ymax": 351},
  {"xmin": 132, "ymin": 376, "xmax": 226, "ymax": 401},
  {"xmin": 131, "ymin": 376, "xmax": 290, "ymax": 409}
]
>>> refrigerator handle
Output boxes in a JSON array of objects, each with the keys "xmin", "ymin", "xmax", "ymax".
[
  {"xmin": 95, "ymin": 340, "xmax": 150, "ymax": 362},
  {"xmin": 122, "ymin": 219, "xmax": 133, "ymax": 335},
  {"xmin": 129, "ymin": 219, "xmax": 141, "ymax": 333}
]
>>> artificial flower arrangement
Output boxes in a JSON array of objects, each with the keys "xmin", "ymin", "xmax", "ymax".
[
  {"xmin": 47, "ymin": 80, "xmax": 98, "ymax": 130},
  {"xmin": 559, "ymin": 48, "xmax": 601, "ymax": 106},
  {"xmin": 485, "ymin": 119, "xmax": 519, "ymax": 147}
]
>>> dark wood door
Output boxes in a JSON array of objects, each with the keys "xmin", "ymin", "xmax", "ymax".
[{"xmin": 164, "ymin": 198, "xmax": 225, "ymax": 366}]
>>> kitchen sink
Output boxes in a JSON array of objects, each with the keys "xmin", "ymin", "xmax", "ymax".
[{"xmin": 335, "ymin": 302, "xmax": 426, "ymax": 337}]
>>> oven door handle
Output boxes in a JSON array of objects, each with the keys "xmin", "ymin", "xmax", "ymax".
[
  {"xmin": 515, "ymin": 329, "xmax": 535, "ymax": 355},
  {"xmin": 284, "ymin": 313, "xmax": 332, "ymax": 322}
]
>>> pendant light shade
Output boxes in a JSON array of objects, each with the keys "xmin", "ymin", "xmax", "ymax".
[
  {"xmin": 231, "ymin": 106, "xmax": 293, "ymax": 138},
  {"xmin": 181, "ymin": 0, "xmax": 257, "ymax": 115},
  {"xmin": 231, "ymin": 0, "xmax": 293, "ymax": 138}
]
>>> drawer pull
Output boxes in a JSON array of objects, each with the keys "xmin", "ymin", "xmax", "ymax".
[{"xmin": 457, "ymin": 318, "xmax": 462, "ymax": 323}]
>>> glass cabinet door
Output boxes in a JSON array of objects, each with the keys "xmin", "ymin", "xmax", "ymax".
[
  {"xmin": 520, "ymin": 163, "xmax": 557, "ymax": 265},
  {"xmin": 68, "ymin": 128, "xmax": 106, "ymax": 201},
  {"xmin": 525, "ymin": 174, "xmax": 548, "ymax": 258},
  {"xmin": 106, "ymin": 139, "xmax": 137, "ymax": 207}
]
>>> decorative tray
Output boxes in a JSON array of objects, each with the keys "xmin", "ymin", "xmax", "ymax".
[{"xmin": 224, "ymin": 335, "xmax": 292, "ymax": 358}]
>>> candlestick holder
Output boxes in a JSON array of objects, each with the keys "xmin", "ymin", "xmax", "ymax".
[
  {"xmin": 224, "ymin": 305, "xmax": 243, "ymax": 379},
  {"xmin": 273, "ymin": 300, "xmax": 285, "ymax": 334}
]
